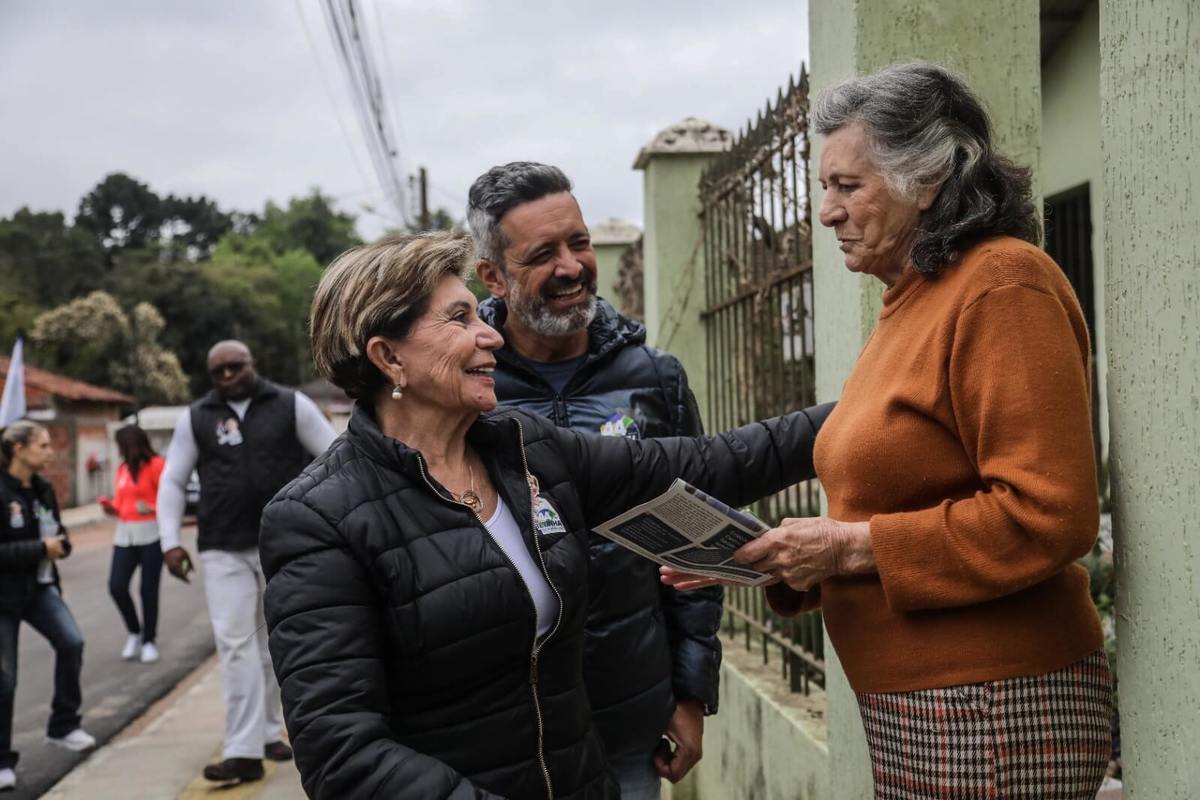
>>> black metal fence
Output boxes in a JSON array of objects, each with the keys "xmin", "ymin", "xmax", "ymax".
[{"xmin": 698, "ymin": 66, "xmax": 825, "ymax": 692}]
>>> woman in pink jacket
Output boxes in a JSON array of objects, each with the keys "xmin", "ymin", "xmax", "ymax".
[{"xmin": 100, "ymin": 425, "xmax": 165, "ymax": 664}]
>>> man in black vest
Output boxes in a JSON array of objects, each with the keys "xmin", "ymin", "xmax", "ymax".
[
  {"xmin": 469, "ymin": 163, "xmax": 722, "ymax": 799},
  {"xmin": 157, "ymin": 340, "xmax": 336, "ymax": 784}
]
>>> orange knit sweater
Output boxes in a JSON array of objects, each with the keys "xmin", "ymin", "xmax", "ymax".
[{"xmin": 768, "ymin": 237, "xmax": 1103, "ymax": 693}]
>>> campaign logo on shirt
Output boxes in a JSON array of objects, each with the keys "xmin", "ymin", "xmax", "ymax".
[
  {"xmin": 7, "ymin": 501, "xmax": 24, "ymax": 529},
  {"xmin": 533, "ymin": 496, "xmax": 567, "ymax": 537},
  {"xmin": 216, "ymin": 417, "xmax": 244, "ymax": 447},
  {"xmin": 600, "ymin": 411, "xmax": 642, "ymax": 440}
]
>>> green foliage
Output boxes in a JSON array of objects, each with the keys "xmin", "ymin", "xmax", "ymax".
[
  {"xmin": 2, "ymin": 173, "xmax": 362, "ymax": 396},
  {"xmin": 219, "ymin": 189, "xmax": 360, "ymax": 266},
  {"xmin": 0, "ymin": 208, "xmax": 106, "ymax": 308},
  {"xmin": 75, "ymin": 173, "xmax": 166, "ymax": 255},
  {"xmin": 29, "ymin": 290, "xmax": 189, "ymax": 404}
]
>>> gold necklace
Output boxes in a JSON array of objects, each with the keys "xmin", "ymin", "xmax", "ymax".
[{"xmin": 458, "ymin": 461, "xmax": 483, "ymax": 514}]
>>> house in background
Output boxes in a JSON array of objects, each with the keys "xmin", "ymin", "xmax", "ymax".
[{"xmin": 0, "ymin": 356, "xmax": 133, "ymax": 507}]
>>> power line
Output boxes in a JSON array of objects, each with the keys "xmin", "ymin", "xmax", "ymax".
[
  {"xmin": 320, "ymin": 0, "xmax": 412, "ymax": 227},
  {"xmin": 292, "ymin": 0, "xmax": 372, "ymax": 194}
]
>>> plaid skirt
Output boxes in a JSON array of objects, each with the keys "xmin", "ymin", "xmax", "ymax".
[{"xmin": 856, "ymin": 650, "xmax": 1112, "ymax": 799}]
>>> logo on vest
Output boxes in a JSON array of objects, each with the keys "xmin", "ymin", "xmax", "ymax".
[
  {"xmin": 600, "ymin": 411, "xmax": 641, "ymax": 440},
  {"xmin": 533, "ymin": 496, "xmax": 566, "ymax": 537},
  {"xmin": 8, "ymin": 501, "xmax": 24, "ymax": 529},
  {"xmin": 216, "ymin": 417, "xmax": 244, "ymax": 447}
]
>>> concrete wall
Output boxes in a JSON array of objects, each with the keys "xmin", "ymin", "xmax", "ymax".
[
  {"xmin": 1100, "ymin": 0, "xmax": 1200, "ymax": 795},
  {"xmin": 639, "ymin": 153, "xmax": 716, "ymax": 420},
  {"xmin": 808, "ymin": 1, "xmax": 1043, "ymax": 795},
  {"xmin": 1041, "ymin": 0, "xmax": 1108, "ymax": 457},
  {"xmin": 679, "ymin": 647, "xmax": 830, "ymax": 800},
  {"xmin": 593, "ymin": 243, "xmax": 627, "ymax": 302}
]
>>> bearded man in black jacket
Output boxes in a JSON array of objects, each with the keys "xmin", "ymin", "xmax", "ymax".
[{"xmin": 469, "ymin": 162, "xmax": 719, "ymax": 797}]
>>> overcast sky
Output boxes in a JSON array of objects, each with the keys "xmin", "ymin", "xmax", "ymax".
[{"xmin": 0, "ymin": 1, "xmax": 808, "ymax": 240}]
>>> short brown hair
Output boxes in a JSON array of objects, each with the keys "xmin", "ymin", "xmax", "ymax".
[{"xmin": 310, "ymin": 230, "xmax": 472, "ymax": 399}]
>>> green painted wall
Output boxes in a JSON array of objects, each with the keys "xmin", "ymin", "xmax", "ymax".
[
  {"xmin": 1100, "ymin": 0, "xmax": 1200, "ymax": 795},
  {"xmin": 679, "ymin": 659, "xmax": 830, "ymax": 800},
  {"xmin": 639, "ymin": 154, "xmax": 716, "ymax": 421},
  {"xmin": 593, "ymin": 243, "xmax": 626, "ymax": 301},
  {"xmin": 808, "ymin": 1, "xmax": 1042, "ymax": 796},
  {"xmin": 1041, "ymin": 0, "xmax": 1108, "ymax": 457}
]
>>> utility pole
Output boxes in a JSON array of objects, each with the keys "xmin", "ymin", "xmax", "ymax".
[{"xmin": 418, "ymin": 166, "xmax": 431, "ymax": 230}]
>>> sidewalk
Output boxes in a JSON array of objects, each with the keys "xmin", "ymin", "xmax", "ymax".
[{"xmin": 44, "ymin": 658, "xmax": 304, "ymax": 800}]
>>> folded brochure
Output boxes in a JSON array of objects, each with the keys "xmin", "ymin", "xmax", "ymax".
[{"xmin": 593, "ymin": 478, "xmax": 773, "ymax": 586}]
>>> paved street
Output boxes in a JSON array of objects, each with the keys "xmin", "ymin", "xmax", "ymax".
[{"xmin": 8, "ymin": 515, "xmax": 214, "ymax": 799}]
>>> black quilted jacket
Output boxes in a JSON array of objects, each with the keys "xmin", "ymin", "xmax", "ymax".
[
  {"xmin": 260, "ymin": 401, "xmax": 829, "ymax": 800},
  {"xmin": 479, "ymin": 296, "xmax": 724, "ymax": 757}
]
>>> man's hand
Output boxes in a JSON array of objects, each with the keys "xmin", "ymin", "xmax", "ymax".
[
  {"xmin": 163, "ymin": 546, "xmax": 195, "ymax": 584},
  {"xmin": 43, "ymin": 536, "xmax": 69, "ymax": 561},
  {"xmin": 653, "ymin": 699, "xmax": 705, "ymax": 782}
]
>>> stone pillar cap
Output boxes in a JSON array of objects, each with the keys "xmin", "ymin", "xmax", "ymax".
[
  {"xmin": 633, "ymin": 117, "xmax": 732, "ymax": 169},
  {"xmin": 589, "ymin": 217, "xmax": 642, "ymax": 246}
]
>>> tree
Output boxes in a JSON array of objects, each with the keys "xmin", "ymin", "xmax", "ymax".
[
  {"xmin": 160, "ymin": 194, "xmax": 234, "ymax": 260},
  {"xmin": 0, "ymin": 208, "xmax": 107, "ymax": 308},
  {"xmin": 30, "ymin": 290, "xmax": 189, "ymax": 404},
  {"xmin": 221, "ymin": 190, "xmax": 360, "ymax": 266},
  {"xmin": 75, "ymin": 173, "xmax": 165, "ymax": 257}
]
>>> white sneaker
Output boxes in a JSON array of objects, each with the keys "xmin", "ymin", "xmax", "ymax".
[
  {"xmin": 140, "ymin": 642, "xmax": 160, "ymax": 664},
  {"xmin": 0, "ymin": 767, "xmax": 14, "ymax": 791},
  {"xmin": 45, "ymin": 728, "xmax": 96, "ymax": 752},
  {"xmin": 121, "ymin": 634, "xmax": 142, "ymax": 661}
]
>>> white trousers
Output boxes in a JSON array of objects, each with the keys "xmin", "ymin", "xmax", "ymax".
[{"xmin": 200, "ymin": 549, "xmax": 285, "ymax": 760}]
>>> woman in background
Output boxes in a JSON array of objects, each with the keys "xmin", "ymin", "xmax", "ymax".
[
  {"xmin": 0, "ymin": 421, "xmax": 95, "ymax": 793},
  {"xmin": 99, "ymin": 424, "xmax": 165, "ymax": 664}
]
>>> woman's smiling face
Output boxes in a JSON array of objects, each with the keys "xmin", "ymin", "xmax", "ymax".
[{"xmin": 387, "ymin": 275, "xmax": 505, "ymax": 414}]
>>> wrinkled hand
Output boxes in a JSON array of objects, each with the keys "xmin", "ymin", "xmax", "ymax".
[
  {"xmin": 163, "ymin": 546, "xmax": 195, "ymax": 584},
  {"xmin": 653, "ymin": 699, "xmax": 705, "ymax": 782},
  {"xmin": 733, "ymin": 518, "xmax": 874, "ymax": 591},
  {"xmin": 43, "ymin": 536, "xmax": 69, "ymax": 560}
]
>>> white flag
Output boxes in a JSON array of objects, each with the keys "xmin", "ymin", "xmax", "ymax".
[{"xmin": 0, "ymin": 337, "xmax": 28, "ymax": 426}]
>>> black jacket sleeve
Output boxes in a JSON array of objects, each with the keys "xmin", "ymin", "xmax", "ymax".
[
  {"xmin": 0, "ymin": 538, "xmax": 50, "ymax": 570},
  {"xmin": 657, "ymin": 358, "xmax": 724, "ymax": 712},
  {"xmin": 546, "ymin": 402, "xmax": 836, "ymax": 528},
  {"xmin": 261, "ymin": 498, "xmax": 504, "ymax": 800}
]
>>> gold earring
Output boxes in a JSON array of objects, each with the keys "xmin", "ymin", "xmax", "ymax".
[{"xmin": 391, "ymin": 384, "xmax": 403, "ymax": 401}]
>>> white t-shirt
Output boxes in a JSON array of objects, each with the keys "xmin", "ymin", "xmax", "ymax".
[{"xmin": 484, "ymin": 496, "xmax": 559, "ymax": 639}]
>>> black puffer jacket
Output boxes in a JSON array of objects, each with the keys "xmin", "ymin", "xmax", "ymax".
[
  {"xmin": 260, "ymin": 400, "xmax": 829, "ymax": 799},
  {"xmin": 479, "ymin": 296, "xmax": 722, "ymax": 757},
  {"xmin": 0, "ymin": 471, "xmax": 70, "ymax": 615}
]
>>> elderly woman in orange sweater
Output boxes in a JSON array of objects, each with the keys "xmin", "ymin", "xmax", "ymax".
[{"xmin": 664, "ymin": 63, "xmax": 1111, "ymax": 799}]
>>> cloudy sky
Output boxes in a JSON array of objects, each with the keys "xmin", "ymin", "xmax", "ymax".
[{"xmin": 0, "ymin": 1, "xmax": 808, "ymax": 240}]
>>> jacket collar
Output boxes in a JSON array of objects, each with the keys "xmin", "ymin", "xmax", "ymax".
[
  {"xmin": 1, "ymin": 469, "xmax": 50, "ymax": 500},
  {"xmin": 477, "ymin": 295, "xmax": 645, "ymax": 370},
  {"xmin": 198, "ymin": 378, "xmax": 278, "ymax": 410},
  {"xmin": 346, "ymin": 400, "xmax": 524, "ymax": 477}
]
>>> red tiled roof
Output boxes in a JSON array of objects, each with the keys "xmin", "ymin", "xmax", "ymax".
[{"xmin": 0, "ymin": 356, "xmax": 134, "ymax": 405}]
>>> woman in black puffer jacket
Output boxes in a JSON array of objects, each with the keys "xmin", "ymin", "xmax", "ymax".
[{"xmin": 259, "ymin": 231, "xmax": 831, "ymax": 800}]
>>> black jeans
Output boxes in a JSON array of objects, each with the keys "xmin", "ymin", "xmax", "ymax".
[
  {"xmin": 0, "ymin": 585, "xmax": 85, "ymax": 768},
  {"xmin": 108, "ymin": 544, "xmax": 163, "ymax": 644}
]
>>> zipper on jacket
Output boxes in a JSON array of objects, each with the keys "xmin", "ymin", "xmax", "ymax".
[
  {"xmin": 414, "ymin": 435, "xmax": 561, "ymax": 800},
  {"xmin": 514, "ymin": 419, "xmax": 565, "ymax": 800}
]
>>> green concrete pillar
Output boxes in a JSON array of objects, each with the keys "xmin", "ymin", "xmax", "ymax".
[
  {"xmin": 808, "ymin": 1, "xmax": 1042, "ymax": 796},
  {"xmin": 634, "ymin": 118, "xmax": 731, "ymax": 422},
  {"xmin": 589, "ymin": 217, "xmax": 641, "ymax": 304},
  {"xmin": 1101, "ymin": 1, "xmax": 1200, "ymax": 795}
]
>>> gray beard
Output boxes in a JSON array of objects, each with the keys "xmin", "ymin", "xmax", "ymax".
[{"xmin": 507, "ymin": 282, "xmax": 597, "ymax": 337}]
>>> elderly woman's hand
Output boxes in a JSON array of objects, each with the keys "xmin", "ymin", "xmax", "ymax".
[{"xmin": 734, "ymin": 517, "xmax": 875, "ymax": 591}]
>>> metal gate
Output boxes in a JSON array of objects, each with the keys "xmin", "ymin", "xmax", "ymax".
[{"xmin": 698, "ymin": 66, "xmax": 824, "ymax": 692}]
